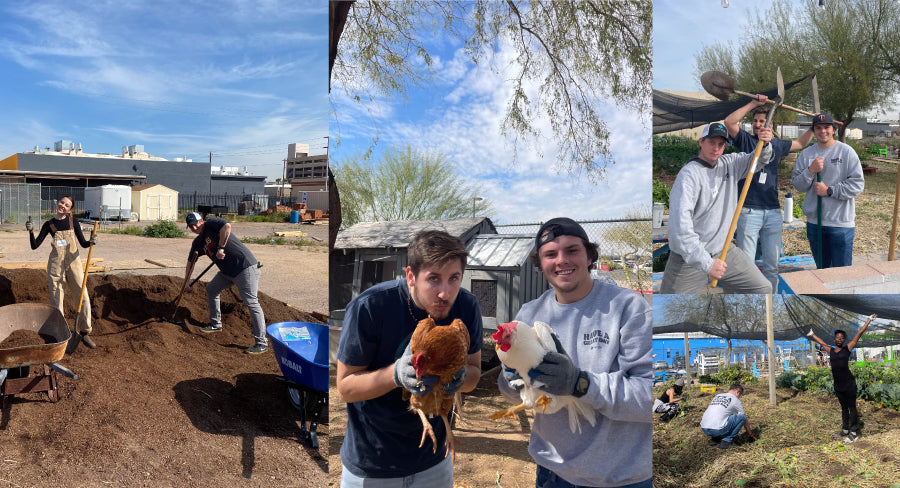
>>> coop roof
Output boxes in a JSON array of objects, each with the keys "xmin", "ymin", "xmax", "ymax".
[
  {"xmin": 334, "ymin": 217, "xmax": 496, "ymax": 250},
  {"xmin": 466, "ymin": 234, "xmax": 535, "ymax": 269}
]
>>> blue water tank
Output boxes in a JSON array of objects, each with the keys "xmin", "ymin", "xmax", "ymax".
[{"xmin": 289, "ymin": 210, "xmax": 300, "ymax": 223}]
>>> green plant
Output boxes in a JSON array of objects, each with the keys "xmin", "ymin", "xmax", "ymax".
[
  {"xmin": 105, "ymin": 226, "xmax": 143, "ymax": 236},
  {"xmin": 793, "ymin": 192, "xmax": 804, "ymax": 219},
  {"xmin": 142, "ymin": 220, "xmax": 185, "ymax": 238},
  {"xmin": 243, "ymin": 236, "xmax": 287, "ymax": 245},
  {"xmin": 710, "ymin": 365, "xmax": 757, "ymax": 385},
  {"xmin": 652, "ymin": 179, "xmax": 671, "ymax": 209}
]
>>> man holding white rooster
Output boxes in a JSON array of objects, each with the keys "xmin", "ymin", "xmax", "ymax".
[{"xmin": 496, "ymin": 218, "xmax": 653, "ymax": 488}]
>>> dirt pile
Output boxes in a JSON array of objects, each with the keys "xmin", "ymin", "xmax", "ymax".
[
  {"xmin": 0, "ymin": 329, "xmax": 56, "ymax": 348},
  {"xmin": 0, "ymin": 268, "xmax": 327, "ymax": 487}
]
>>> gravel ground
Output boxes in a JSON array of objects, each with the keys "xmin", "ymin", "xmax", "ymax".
[{"xmin": 0, "ymin": 220, "xmax": 329, "ymax": 315}]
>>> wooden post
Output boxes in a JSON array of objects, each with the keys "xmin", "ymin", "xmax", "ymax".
[
  {"xmin": 766, "ymin": 294, "xmax": 776, "ymax": 406},
  {"xmin": 889, "ymin": 163, "xmax": 900, "ymax": 260},
  {"xmin": 683, "ymin": 332, "xmax": 691, "ymax": 379}
]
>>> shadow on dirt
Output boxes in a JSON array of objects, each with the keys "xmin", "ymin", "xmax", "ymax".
[{"xmin": 174, "ymin": 373, "xmax": 328, "ymax": 478}]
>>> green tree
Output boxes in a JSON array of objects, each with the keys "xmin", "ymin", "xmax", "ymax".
[
  {"xmin": 331, "ymin": 0, "xmax": 652, "ymax": 183},
  {"xmin": 333, "ymin": 145, "xmax": 493, "ymax": 228},
  {"xmin": 694, "ymin": 0, "xmax": 895, "ymax": 141}
]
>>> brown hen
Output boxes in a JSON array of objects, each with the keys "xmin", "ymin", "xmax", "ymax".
[{"xmin": 402, "ymin": 316, "xmax": 470, "ymax": 460}]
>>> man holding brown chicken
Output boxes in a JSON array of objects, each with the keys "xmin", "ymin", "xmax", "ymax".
[
  {"xmin": 335, "ymin": 230, "xmax": 483, "ymax": 487},
  {"xmin": 496, "ymin": 218, "xmax": 653, "ymax": 488}
]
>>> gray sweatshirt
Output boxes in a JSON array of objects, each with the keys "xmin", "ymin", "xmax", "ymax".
[
  {"xmin": 700, "ymin": 392, "xmax": 745, "ymax": 430},
  {"xmin": 668, "ymin": 144, "xmax": 773, "ymax": 273},
  {"xmin": 498, "ymin": 280, "xmax": 652, "ymax": 487},
  {"xmin": 791, "ymin": 141, "xmax": 863, "ymax": 227}
]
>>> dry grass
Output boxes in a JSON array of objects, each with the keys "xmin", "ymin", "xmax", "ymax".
[{"xmin": 653, "ymin": 382, "xmax": 900, "ymax": 488}]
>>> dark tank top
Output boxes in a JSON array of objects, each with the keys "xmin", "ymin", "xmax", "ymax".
[{"xmin": 830, "ymin": 346, "xmax": 855, "ymax": 392}]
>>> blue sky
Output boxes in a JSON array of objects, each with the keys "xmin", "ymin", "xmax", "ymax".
[
  {"xmin": 0, "ymin": 0, "xmax": 328, "ymax": 181},
  {"xmin": 329, "ymin": 11, "xmax": 651, "ymax": 226},
  {"xmin": 653, "ymin": 0, "xmax": 899, "ymax": 119}
]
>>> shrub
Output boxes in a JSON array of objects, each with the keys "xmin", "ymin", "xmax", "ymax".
[
  {"xmin": 793, "ymin": 192, "xmax": 804, "ymax": 219},
  {"xmin": 106, "ymin": 226, "xmax": 143, "ymax": 236},
  {"xmin": 653, "ymin": 180, "xmax": 671, "ymax": 209},
  {"xmin": 142, "ymin": 220, "xmax": 185, "ymax": 238},
  {"xmin": 710, "ymin": 365, "xmax": 757, "ymax": 385}
]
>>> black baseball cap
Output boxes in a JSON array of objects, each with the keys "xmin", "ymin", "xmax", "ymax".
[
  {"xmin": 536, "ymin": 217, "xmax": 590, "ymax": 251},
  {"xmin": 185, "ymin": 212, "xmax": 202, "ymax": 225},
  {"xmin": 812, "ymin": 113, "xmax": 835, "ymax": 127},
  {"xmin": 701, "ymin": 122, "xmax": 730, "ymax": 141}
]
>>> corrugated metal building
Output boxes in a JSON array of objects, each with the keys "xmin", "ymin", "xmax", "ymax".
[
  {"xmin": 464, "ymin": 233, "xmax": 549, "ymax": 329},
  {"xmin": 330, "ymin": 217, "xmax": 549, "ymax": 331}
]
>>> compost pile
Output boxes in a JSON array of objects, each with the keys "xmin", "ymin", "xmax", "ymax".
[
  {"xmin": 0, "ymin": 329, "xmax": 56, "ymax": 348},
  {"xmin": 0, "ymin": 268, "xmax": 327, "ymax": 487}
]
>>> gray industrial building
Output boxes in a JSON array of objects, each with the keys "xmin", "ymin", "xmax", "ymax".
[{"xmin": 0, "ymin": 144, "xmax": 267, "ymax": 211}]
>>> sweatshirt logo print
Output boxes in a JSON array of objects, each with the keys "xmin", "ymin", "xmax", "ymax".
[
  {"xmin": 710, "ymin": 395, "xmax": 733, "ymax": 408},
  {"xmin": 583, "ymin": 330, "xmax": 610, "ymax": 347},
  {"xmin": 829, "ymin": 157, "xmax": 842, "ymax": 166}
]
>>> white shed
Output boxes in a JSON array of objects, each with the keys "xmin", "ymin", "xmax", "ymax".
[{"xmin": 131, "ymin": 184, "xmax": 178, "ymax": 221}]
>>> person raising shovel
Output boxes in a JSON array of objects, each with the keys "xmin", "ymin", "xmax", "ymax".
[
  {"xmin": 806, "ymin": 314, "xmax": 876, "ymax": 444},
  {"xmin": 27, "ymin": 196, "xmax": 99, "ymax": 348}
]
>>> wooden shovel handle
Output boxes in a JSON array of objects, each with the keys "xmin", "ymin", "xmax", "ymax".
[
  {"xmin": 710, "ymin": 141, "xmax": 765, "ymax": 288},
  {"xmin": 76, "ymin": 221, "xmax": 99, "ymax": 314},
  {"xmin": 734, "ymin": 89, "xmax": 844, "ymax": 126}
]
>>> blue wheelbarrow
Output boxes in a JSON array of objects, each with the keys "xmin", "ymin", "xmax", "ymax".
[{"xmin": 266, "ymin": 321, "xmax": 328, "ymax": 448}]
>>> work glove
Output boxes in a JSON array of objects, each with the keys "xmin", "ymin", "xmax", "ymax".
[
  {"xmin": 25, "ymin": 220, "xmax": 33, "ymax": 231},
  {"xmin": 393, "ymin": 345, "xmax": 437, "ymax": 395},
  {"xmin": 443, "ymin": 365, "xmax": 467, "ymax": 395},
  {"xmin": 501, "ymin": 365, "xmax": 524, "ymax": 393},
  {"xmin": 806, "ymin": 328, "xmax": 814, "ymax": 337},
  {"xmin": 90, "ymin": 233, "xmax": 98, "ymax": 246},
  {"xmin": 530, "ymin": 351, "xmax": 580, "ymax": 396}
]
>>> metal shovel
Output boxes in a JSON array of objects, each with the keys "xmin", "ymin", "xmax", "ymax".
[{"xmin": 700, "ymin": 70, "xmax": 844, "ymax": 125}]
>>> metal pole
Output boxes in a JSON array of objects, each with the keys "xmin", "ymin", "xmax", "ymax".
[{"xmin": 766, "ymin": 294, "xmax": 776, "ymax": 406}]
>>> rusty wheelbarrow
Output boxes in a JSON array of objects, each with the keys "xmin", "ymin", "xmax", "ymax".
[{"xmin": 0, "ymin": 303, "xmax": 79, "ymax": 406}]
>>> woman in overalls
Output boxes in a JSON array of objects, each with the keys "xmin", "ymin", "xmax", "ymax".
[{"xmin": 27, "ymin": 196, "xmax": 98, "ymax": 348}]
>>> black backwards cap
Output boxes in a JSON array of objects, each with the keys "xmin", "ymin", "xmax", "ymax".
[{"xmin": 535, "ymin": 217, "xmax": 590, "ymax": 251}]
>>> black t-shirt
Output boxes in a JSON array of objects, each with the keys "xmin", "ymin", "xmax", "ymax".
[
  {"xmin": 188, "ymin": 218, "xmax": 257, "ymax": 277},
  {"xmin": 829, "ymin": 346, "xmax": 856, "ymax": 392}
]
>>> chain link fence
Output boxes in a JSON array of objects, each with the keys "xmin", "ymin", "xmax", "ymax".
[
  {"xmin": 495, "ymin": 218, "xmax": 652, "ymax": 263},
  {"xmin": 496, "ymin": 217, "xmax": 653, "ymax": 293},
  {"xmin": 0, "ymin": 183, "xmax": 43, "ymax": 225}
]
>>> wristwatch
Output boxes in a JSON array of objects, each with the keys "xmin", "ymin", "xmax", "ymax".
[
  {"xmin": 573, "ymin": 370, "xmax": 590, "ymax": 397},
  {"xmin": 826, "ymin": 187, "xmax": 833, "ymax": 197}
]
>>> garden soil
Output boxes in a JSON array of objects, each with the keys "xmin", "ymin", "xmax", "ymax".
[{"xmin": 0, "ymin": 268, "xmax": 327, "ymax": 487}]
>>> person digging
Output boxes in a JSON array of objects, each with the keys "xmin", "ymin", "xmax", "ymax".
[
  {"xmin": 806, "ymin": 314, "xmax": 876, "ymax": 444},
  {"xmin": 182, "ymin": 212, "xmax": 267, "ymax": 354},
  {"xmin": 27, "ymin": 196, "xmax": 99, "ymax": 349}
]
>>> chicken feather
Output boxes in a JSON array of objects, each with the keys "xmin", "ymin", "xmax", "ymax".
[
  {"xmin": 491, "ymin": 320, "xmax": 596, "ymax": 434},
  {"xmin": 403, "ymin": 317, "xmax": 470, "ymax": 460}
]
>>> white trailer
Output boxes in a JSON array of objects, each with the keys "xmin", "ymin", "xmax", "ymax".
[{"xmin": 84, "ymin": 185, "xmax": 133, "ymax": 220}]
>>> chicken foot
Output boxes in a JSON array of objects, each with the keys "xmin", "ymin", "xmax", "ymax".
[
  {"xmin": 414, "ymin": 409, "xmax": 456, "ymax": 461},
  {"xmin": 490, "ymin": 395, "xmax": 553, "ymax": 421}
]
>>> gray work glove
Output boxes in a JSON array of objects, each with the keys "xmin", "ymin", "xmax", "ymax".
[
  {"xmin": 25, "ymin": 220, "xmax": 33, "ymax": 231},
  {"xmin": 443, "ymin": 365, "xmax": 467, "ymax": 395},
  {"xmin": 501, "ymin": 365, "xmax": 524, "ymax": 393},
  {"xmin": 530, "ymin": 351, "xmax": 580, "ymax": 396},
  {"xmin": 90, "ymin": 233, "xmax": 98, "ymax": 246},
  {"xmin": 393, "ymin": 345, "xmax": 437, "ymax": 395}
]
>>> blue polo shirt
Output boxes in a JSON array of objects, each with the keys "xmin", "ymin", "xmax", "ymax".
[
  {"xmin": 336, "ymin": 279, "xmax": 483, "ymax": 478},
  {"xmin": 733, "ymin": 128, "xmax": 793, "ymax": 210}
]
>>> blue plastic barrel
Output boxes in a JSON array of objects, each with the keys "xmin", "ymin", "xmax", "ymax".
[{"xmin": 289, "ymin": 210, "xmax": 300, "ymax": 223}]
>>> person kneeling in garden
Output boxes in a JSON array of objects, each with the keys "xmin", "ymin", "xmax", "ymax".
[
  {"xmin": 652, "ymin": 378, "xmax": 685, "ymax": 422},
  {"xmin": 700, "ymin": 383, "xmax": 755, "ymax": 449}
]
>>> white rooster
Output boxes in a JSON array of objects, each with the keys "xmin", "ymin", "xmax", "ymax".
[{"xmin": 490, "ymin": 320, "xmax": 596, "ymax": 434}]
